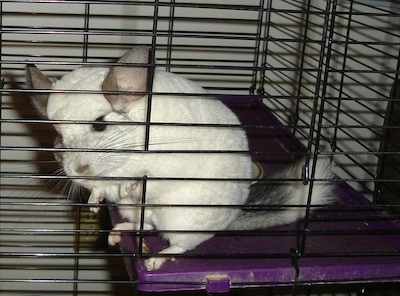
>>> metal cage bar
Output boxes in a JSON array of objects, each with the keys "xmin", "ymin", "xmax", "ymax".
[{"xmin": 1, "ymin": 0, "xmax": 400, "ymax": 295}]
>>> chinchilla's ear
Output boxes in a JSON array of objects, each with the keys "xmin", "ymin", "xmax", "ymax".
[
  {"xmin": 102, "ymin": 46, "xmax": 150, "ymax": 113},
  {"xmin": 26, "ymin": 64, "xmax": 53, "ymax": 118}
]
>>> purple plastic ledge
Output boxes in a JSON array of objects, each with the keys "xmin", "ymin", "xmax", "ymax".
[{"xmin": 110, "ymin": 97, "xmax": 400, "ymax": 293}]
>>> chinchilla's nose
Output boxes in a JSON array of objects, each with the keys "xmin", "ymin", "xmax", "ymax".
[{"xmin": 75, "ymin": 162, "xmax": 91, "ymax": 175}]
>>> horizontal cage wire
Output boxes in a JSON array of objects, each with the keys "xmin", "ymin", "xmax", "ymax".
[{"xmin": 1, "ymin": 0, "xmax": 400, "ymax": 295}]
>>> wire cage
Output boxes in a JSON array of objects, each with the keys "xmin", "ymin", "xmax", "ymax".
[{"xmin": 1, "ymin": 0, "xmax": 400, "ymax": 295}]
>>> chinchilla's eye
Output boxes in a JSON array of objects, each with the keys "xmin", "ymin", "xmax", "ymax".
[{"xmin": 92, "ymin": 116, "xmax": 107, "ymax": 132}]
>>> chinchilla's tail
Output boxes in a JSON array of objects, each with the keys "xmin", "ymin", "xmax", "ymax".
[{"xmin": 228, "ymin": 158, "xmax": 335, "ymax": 230}]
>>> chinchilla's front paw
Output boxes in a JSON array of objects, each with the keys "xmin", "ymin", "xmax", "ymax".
[
  {"xmin": 119, "ymin": 181, "xmax": 138, "ymax": 198},
  {"xmin": 88, "ymin": 187, "xmax": 105, "ymax": 213}
]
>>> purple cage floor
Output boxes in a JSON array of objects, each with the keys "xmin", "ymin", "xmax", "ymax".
[{"xmin": 110, "ymin": 97, "xmax": 400, "ymax": 292}]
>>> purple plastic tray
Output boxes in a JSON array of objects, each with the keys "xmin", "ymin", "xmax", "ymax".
[{"xmin": 111, "ymin": 97, "xmax": 400, "ymax": 292}]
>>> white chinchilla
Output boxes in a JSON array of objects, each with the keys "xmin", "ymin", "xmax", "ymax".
[{"xmin": 27, "ymin": 46, "xmax": 334, "ymax": 270}]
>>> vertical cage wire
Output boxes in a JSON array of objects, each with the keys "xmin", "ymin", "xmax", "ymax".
[{"xmin": 1, "ymin": 0, "xmax": 400, "ymax": 295}]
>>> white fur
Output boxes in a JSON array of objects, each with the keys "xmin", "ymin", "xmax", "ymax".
[
  {"xmin": 45, "ymin": 66, "xmax": 252, "ymax": 270},
  {"xmin": 35, "ymin": 58, "xmax": 334, "ymax": 271}
]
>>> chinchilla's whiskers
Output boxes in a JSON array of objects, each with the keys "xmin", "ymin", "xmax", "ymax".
[
  {"xmin": 3, "ymin": 165, "xmax": 74, "ymax": 222},
  {"xmin": 52, "ymin": 169, "xmax": 72, "ymax": 198},
  {"xmin": 65, "ymin": 178, "xmax": 88, "ymax": 209},
  {"xmin": 101, "ymin": 129, "xmax": 204, "ymax": 151},
  {"xmin": 67, "ymin": 181, "xmax": 80, "ymax": 202},
  {"xmin": 85, "ymin": 125, "xmax": 220, "ymax": 176},
  {"xmin": 99, "ymin": 124, "xmax": 214, "ymax": 150},
  {"xmin": 50, "ymin": 169, "xmax": 85, "ymax": 205},
  {"xmin": 3, "ymin": 177, "xmax": 43, "ymax": 212}
]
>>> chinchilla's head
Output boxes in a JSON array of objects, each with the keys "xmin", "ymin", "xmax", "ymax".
[{"xmin": 26, "ymin": 46, "xmax": 151, "ymax": 189}]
